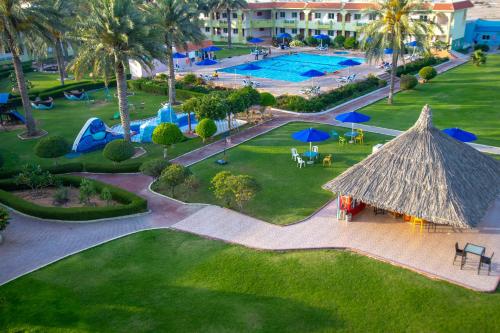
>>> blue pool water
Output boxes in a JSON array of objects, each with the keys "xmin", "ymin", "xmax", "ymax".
[{"xmin": 220, "ymin": 53, "xmax": 364, "ymax": 83}]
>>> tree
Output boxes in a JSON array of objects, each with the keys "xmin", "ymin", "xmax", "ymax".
[
  {"xmin": 0, "ymin": 0, "xmax": 59, "ymax": 136},
  {"xmin": 343, "ymin": 37, "xmax": 358, "ymax": 49},
  {"xmin": 103, "ymin": 140, "xmax": 135, "ymax": 163},
  {"xmin": 194, "ymin": 93, "xmax": 227, "ymax": 120},
  {"xmin": 159, "ymin": 163, "xmax": 191, "ymax": 196},
  {"xmin": 152, "ymin": 123, "xmax": 184, "ymax": 159},
  {"xmin": 259, "ymin": 92, "xmax": 276, "ymax": 108},
  {"xmin": 14, "ymin": 164, "xmax": 55, "ymax": 197},
  {"xmin": 181, "ymin": 97, "xmax": 200, "ymax": 133},
  {"xmin": 211, "ymin": 171, "xmax": 259, "ymax": 210},
  {"xmin": 70, "ymin": 0, "xmax": 165, "ymax": 141},
  {"xmin": 153, "ymin": 0, "xmax": 204, "ymax": 105},
  {"xmin": 211, "ymin": 171, "xmax": 233, "ymax": 206},
  {"xmin": 361, "ymin": 0, "xmax": 438, "ymax": 104},
  {"xmin": 79, "ymin": 178, "xmax": 96, "ymax": 206},
  {"xmin": 226, "ymin": 91, "xmax": 246, "ymax": 132},
  {"xmin": 471, "ymin": 50, "xmax": 487, "ymax": 67},
  {"xmin": 333, "ymin": 35, "xmax": 345, "ymax": 48},
  {"xmin": 195, "ymin": 118, "xmax": 217, "ymax": 142},
  {"xmin": 140, "ymin": 159, "xmax": 171, "ymax": 179},
  {"xmin": 212, "ymin": 0, "xmax": 247, "ymax": 49},
  {"xmin": 0, "ymin": 207, "xmax": 10, "ymax": 233},
  {"xmin": 34, "ymin": 135, "xmax": 71, "ymax": 164},
  {"xmin": 400, "ymin": 74, "xmax": 418, "ymax": 90},
  {"xmin": 100, "ymin": 187, "xmax": 113, "ymax": 206}
]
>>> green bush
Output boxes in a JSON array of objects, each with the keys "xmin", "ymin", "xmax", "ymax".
[
  {"xmin": 0, "ymin": 175, "xmax": 147, "ymax": 221},
  {"xmin": 79, "ymin": 178, "xmax": 96, "ymax": 205},
  {"xmin": 159, "ymin": 164, "xmax": 191, "ymax": 196},
  {"xmin": 395, "ymin": 56, "xmax": 448, "ymax": 77},
  {"xmin": 474, "ymin": 44, "xmax": 489, "ymax": 52},
  {"xmin": 400, "ymin": 74, "xmax": 418, "ymax": 90},
  {"xmin": 0, "ymin": 207, "xmax": 9, "ymax": 231},
  {"xmin": 0, "ymin": 151, "xmax": 3, "ymax": 169},
  {"xmin": 194, "ymin": 93, "xmax": 227, "ymax": 120},
  {"xmin": 343, "ymin": 37, "xmax": 358, "ymax": 49},
  {"xmin": 182, "ymin": 73, "xmax": 198, "ymax": 85},
  {"xmin": 100, "ymin": 187, "xmax": 113, "ymax": 206},
  {"xmin": 305, "ymin": 36, "xmax": 318, "ymax": 46},
  {"xmin": 237, "ymin": 86, "xmax": 261, "ymax": 108},
  {"xmin": 34, "ymin": 136, "xmax": 71, "ymax": 160},
  {"xmin": 259, "ymin": 92, "xmax": 276, "ymax": 107},
  {"xmin": 195, "ymin": 118, "xmax": 217, "ymax": 142},
  {"xmin": 152, "ymin": 123, "xmax": 184, "ymax": 147},
  {"xmin": 333, "ymin": 35, "xmax": 346, "ymax": 48},
  {"xmin": 140, "ymin": 159, "xmax": 171, "ymax": 179},
  {"xmin": 418, "ymin": 66, "xmax": 437, "ymax": 82},
  {"xmin": 103, "ymin": 140, "xmax": 135, "ymax": 163},
  {"xmin": 53, "ymin": 186, "xmax": 69, "ymax": 206},
  {"xmin": 289, "ymin": 40, "xmax": 305, "ymax": 47}
]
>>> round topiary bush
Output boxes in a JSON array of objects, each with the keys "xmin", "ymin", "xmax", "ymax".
[
  {"xmin": 195, "ymin": 118, "xmax": 217, "ymax": 142},
  {"xmin": 140, "ymin": 158, "xmax": 171, "ymax": 178},
  {"xmin": 400, "ymin": 74, "xmax": 418, "ymax": 90},
  {"xmin": 103, "ymin": 139, "xmax": 135, "ymax": 163},
  {"xmin": 152, "ymin": 123, "xmax": 184, "ymax": 147},
  {"xmin": 259, "ymin": 92, "xmax": 276, "ymax": 108},
  {"xmin": 34, "ymin": 135, "xmax": 71, "ymax": 159},
  {"xmin": 418, "ymin": 66, "xmax": 437, "ymax": 82}
]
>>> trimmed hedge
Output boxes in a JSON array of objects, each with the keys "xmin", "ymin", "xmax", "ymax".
[
  {"xmin": 395, "ymin": 56, "xmax": 448, "ymax": 77},
  {"xmin": 0, "ymin": 175, "xmax": 147, "ymax": 221},
  {"xmin": 276, "ymin": 76, "xmax": 386, "ymax": 113},
  {"xmin": 127, "ymin": 77, "xmax": 228, "ymax": 98},
  {"xmin": 0, "ymin": 61, "xmax": 33, "ymax": 78}
]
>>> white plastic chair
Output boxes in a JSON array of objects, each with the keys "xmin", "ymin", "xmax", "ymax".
[
  {"xmin": 297, "ymin": 157, "xmax": 305, "ymax": 168},
  {"xmin": 291, "ymin": 148, "xmax": 299, "ymax": 161}
]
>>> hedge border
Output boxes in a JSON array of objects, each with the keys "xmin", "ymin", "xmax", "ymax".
[{"xmin": 0, "ymin": 175, "xmax": 147, "ymax": 221}]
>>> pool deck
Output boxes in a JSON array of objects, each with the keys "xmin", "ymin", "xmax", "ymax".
[{"xmin": 177, "ymin": 46, "xmax": 387, "ymax": 96}]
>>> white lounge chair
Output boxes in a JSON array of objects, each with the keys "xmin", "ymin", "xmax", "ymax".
[
  {"xmin": 316, "ymin": 45, "xmax": 328, "ymax": 51},
  {"xmin": 243, "ymin": 79, "xmax": 252, "ymax": 87},
  {"xmin": 291, "ymin": 148, "xmax": 299, "ymax": 161},
  {"xmin": 335, "ymin": 76, "xmax": 349, "ymax": 83},
  {"xmin": 297, "ymin": 157, "xmax": 306, "ymax": 168}
]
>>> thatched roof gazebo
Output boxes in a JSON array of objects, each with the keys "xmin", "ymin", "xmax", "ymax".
[{"xmin": 323, "ymin": 105, "xmax": 500, "ymax": 228}]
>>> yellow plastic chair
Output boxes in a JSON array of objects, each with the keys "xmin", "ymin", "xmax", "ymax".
[
  {"xmin": 354, "ymin": 134, "xmax": 364, "ymax": 144},
  {"xmin": 323, "ymin": 154, "xmax": 332, "ymax": 167},
  {"xmin": 411, "ymin": 217, "xmax": 425, "ymax": 232}
]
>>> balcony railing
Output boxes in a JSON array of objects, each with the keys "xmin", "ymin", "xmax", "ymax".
[{"xmin": 250, "ymin": 19, "xmax": 273, "ymax": 28}]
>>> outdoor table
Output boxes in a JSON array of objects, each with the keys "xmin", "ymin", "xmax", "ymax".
[
  {"xmin": 344, "ymin": 131, "xmax": 359, "ymax": 143},
  {"xmin": 461, "ymin": 243, "xmax": 486, "ymax": 269},
  {"xmin": 303, "ymin": 151, "xmax": 318, "ymax": 164}
]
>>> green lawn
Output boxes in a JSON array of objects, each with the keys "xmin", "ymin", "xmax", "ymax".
[
  {"xmin": 0, "ymin": 88, "xmax": 210, "ymax": 170},
  {"xmin": 360, "ymin": 55, "xmax": 500, "ymax": 147},
  {"xmin": 0, "ymin": 71, "xmax": 62, "ymax": 94},
  {"xmin": 1, "ymin": 230, "xmax": 498, "ymax": 332},
  {"xmin": 215, "ymin": 45, "xmax": 254, "ymax": 59},
  {"xmin": 158, "ymin": 122, "xmax": 390, "ymax": 225}
]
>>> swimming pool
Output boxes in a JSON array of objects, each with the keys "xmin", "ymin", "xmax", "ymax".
[{"xmin": 219, "ymin": 53, "xmax": 365, "ymax": 83}]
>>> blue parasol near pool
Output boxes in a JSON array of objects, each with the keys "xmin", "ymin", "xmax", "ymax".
[
  {"xmin": 277, "ymin": 32, "xmax": 291, "ymax": 45},
  {"xmin": 292, "ymin": 128, "xmax": 330, "ymax": 161},
  {"xmin": 195, "ymin": 58, "xmax": 217, "ymax": 66},
  {"xmin": 201, "ymin": 45, "xmax": 222, "ymax": 52},
  {"xmin": 301, "ymin": 69, "xmax": 325, "ymax": 87},
  {"xmin": 384, "ymin": 48, "xmax": 393, "ymax": 55},
  {"xmin": 335, "ymin": 111, "xmax": 371, "ymax": 138},
  {"xmin": 173, "ymin": 52, "xmax": 187, "ymax": 59},
  {"xmin": 442, "ymin": 127, "xmax": 477, "ymax": 142},
  {"xmin": 339, "ymin": 59, "xmax": 361, "ymax": 75},
  {"xmin": 240, "ymin": 63, "xmax": 262, "ymax": 70},
  {"xmin": 406, "ymin": 41, "xmax": 418, "ymax": 47},
  {"xmin": 313, "ymin": 34, "xmax": 330, "ymax": 48},
  {"xmin": 248, "ymin": 37, "xmax": 264, "ymax": 44},
  {"xmin": 366, "ymin": 37, "xmax": 373, "ymax": 43}
]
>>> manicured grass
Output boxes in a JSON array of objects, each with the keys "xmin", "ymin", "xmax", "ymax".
[
  {"xmin": 216, "ymin": 46, "xmax": 254, "ymax": 59},
  {"xmin": 0, "ymin": 71, "xmax": 62, "ymax": 94},
  {"xmin": 0, "ymin": 88, "xmax": 210, "ymax": 170},
  {"xmin": 1, "ymin": 230, "xmax": 498, "ymax": 332},
  {"xmin": 360, "ymin": 55, "xmax": 500, "ymax": 147},
  {"xmin": 159, "ymin": 122, "xmax": 390, "ymax": 225}
]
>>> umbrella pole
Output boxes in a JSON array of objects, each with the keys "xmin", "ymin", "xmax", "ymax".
[{"xmin": 309, "ymin": 141, "xmax": 312, "ymax": 163}]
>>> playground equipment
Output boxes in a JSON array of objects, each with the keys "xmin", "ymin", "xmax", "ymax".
[
  {"xmin": 0, "ymin": 93, "xmax": 25, "ymax": 125},
  {"xmin": 64, "ymin": 89, "xmax": 88, "ymax": 101},
  {"xmin": 72, "ymin": 117, "xmax": 123, "ymax": 153},
  {"xmin": 31, "ymin": 97, "xmax": 54, "ymax": 110}
]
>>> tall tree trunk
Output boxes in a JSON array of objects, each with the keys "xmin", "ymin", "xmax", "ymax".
[
  {"xmin": 166, "ymin": 38, "xmax": 176, "ymax": 105},
  {"xmin": 227, "ymin": 8, "xmax": 232, "ymax": 49},
  {"xmin": 6, "ymin": 32, "xmax": 36, "ymax": 136},
  {"xmin": 54, "ymin": 37, "xmax": 66, "ymax": 85},
  {"xmin": 187, "ymin": 112, "xmax": 192, "ymax": 133},
  {"xmin": 388, "ymin": 50, "xmax": 398, "ymax": 105},
  {"xmin": 115, "ymin": 60, "xmax": 131, "ymax": 142}
]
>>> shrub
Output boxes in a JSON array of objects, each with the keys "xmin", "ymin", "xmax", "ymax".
[
  {"xmin": 14, "ymin": 164, "xmax": 55, "ymax": 196},
  {"xmin": 159, "ymin": 164, "xmax": 191, "ymax": 196},
  {"xmin": 152, "ymin": 123, "xmax": 184, "ymax": 147},
  {"xmin": 259, "ymin": 92, "xmax": 276, "ymax": 107},
  {"xmin": 0, "ymin": 175, "xmax": 147, "ymax": 220},
  {"xmin": 471, "ymin": 49, "xmax": 487, "ymax": 66},
  {"xmin": 195, "ymin": 118, "xmax": 217, "ymax": 142},
  {"xmin": 103, "ymin": 140, "xmax": 135, "ymax": 163},
  {"xmin": 395, "ymin": 56, "xmax": 448, "ymax": 76},
  {"xmin": 343, "ymin": 37, "xmax": 358, "ymax": 49},
  {"xmin": 140, "ymin": 159, "xmax": 171, "ymax": 179},
  {"xmin": 100, "ymin": 187, "xmax": 113, "ymax": 206},
  {"xmin": 333, "ymin": 35, "xmax": 346, "ymax": 48},
  {"xmin": 53, "ymin": 186, "xmax": 69, "ymax": 206},
  {"xmin": 289, "ymin": 40, "xmax": 305, "ymax": 47},
  {"xmin": 305, "ymin": 36, "xmax": 318, "ymax": 46},
  {"xmin": 194, "ymin": 93, "xmax": 227, "ymax": 120},
  {"xmin": 79, "ymin": 178, "xmax": 96, "ymax": 205},
  {"xmin": 418, "ymin": 66, "xmax": 437, "ymax": 82},
  {"xmin": 34, "ymin": 136, "xmax": 71, "ymax": 162},
  {"xmin": 182, "ymin": 73, "xmax": 198, "ymax": 85},
  {"xmin": 237, "ymin": 86, "xmax": 261, "ymax": 109},
  {"xmin": 211, "ymin": 171, "xmax": 259, "ymax": 210},
  {"xmin": 400, "ymin": 74, "xmax": 418, "ymax": 90},
  {"xmin": 474, "ymin": 44, "xmax": 489, "ymax": 52},
  {"xmin": 0, "ymin": 207, "xmax": 9, "ymax": 232},
  {"xmin": 211, "ymin": 171, "xmax": 233, "ymax": 207},
  {"xmin": 184, "ymin": 174, "xmax": 199, "ymax": 192}
]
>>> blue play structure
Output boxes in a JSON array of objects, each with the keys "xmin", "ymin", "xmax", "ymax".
[
  {"xmin": 0, "ymin": 92, "xmax": 25, "ymax": 125},
  {"xmin": 72, "ymin": 117, "xmax": 123, "ymax": 153},
  {"xmin": 31, "ymin": 97, "xmax": 54, "ymax": 110},
  {"xmin": 64, "ymin": 90, "xmax": 88, "ymax": 101}
]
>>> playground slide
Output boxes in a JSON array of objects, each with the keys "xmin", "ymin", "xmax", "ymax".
[{"xmin": 9, "ymin": 110, "xmax": 25, "ymax": 123}]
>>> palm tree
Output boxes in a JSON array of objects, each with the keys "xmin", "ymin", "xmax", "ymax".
[
  {"xmin": 70, "ymin": 0, "xmax": 165, "ymax": 141},
  {"xmin": 360, "ymin": 0, "xmax": 438, "ymax": 104},
  {"xmin": 212, "ymin": 0, "xmax": 247, "ymax": 49},
  {"xmin": 153, "ymin": 0, "xmax": 204, "ymax": 105},
  {"xmin": 471, "ymin": 49, "xmax": 486, "ymax": 66},
  {"xmin": 0, "ymin": 0, "xmax": 59, "ymax": 136}
]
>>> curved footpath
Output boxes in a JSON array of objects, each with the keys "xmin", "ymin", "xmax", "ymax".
[{"xmin": 1, "ymin": 56, "xmax": 498, "ymax": 292}]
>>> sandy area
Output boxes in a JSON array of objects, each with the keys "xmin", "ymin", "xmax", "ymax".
[{"xmin": 14, "ymin": 187, "xmax": 119, "ymax": 208}]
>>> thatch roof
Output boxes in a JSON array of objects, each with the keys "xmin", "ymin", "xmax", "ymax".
[{"xmin": 323, "ymin": 105, "xmax": 500, "ymax": 228}]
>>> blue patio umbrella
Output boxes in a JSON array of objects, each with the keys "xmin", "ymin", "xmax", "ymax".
[
  {"xmin": 248, "ymin": 37, "xmax": 264, "ymax": 44},
  {"xmin": 335, "ymin": 111, "xmax": 371, "ymax": 139},
  {"xmin": 201, "ymin": 45, "xmax": 222, "ymax": 52},
  {"xmin": 442, "ymin": 127, "xmax": 477, "ymax": 142},
  {"xmin": 173, "ymin": 52, "xmax": 187, "ymax": 59},
  {"xmin": 277, "ymin": 32, "xmax": 291, "ymax": 45},
  {"xmin": 366, "ymin": 37, "xmax": 373, "ymax": 43},
  {"xmin": 406, "ymin": 41, "xmax": 418, "ymax": 47},
  {"xmin": 292, "ymin": 127, "xmax": 330, "ymax": 161},
  {"xmin": 240, "ymin": 63, "xmax": 262, "ymax": 70},
  {"xmin": 313, "ymin": 34, "xmax": 330, "ymax": 48},
  {"xmin": 338, "ymin": 59, "xmax": 361, "ymax": 75},
  {"xmin": 195, "ymin": 58, "xmax": 217, "ymax": 66},
  {"xmin": 0, "ymin": 93, "xmax": 9, "ymax": 104},
  {"xmin": 384, "ymin": 48, "xmax": 393, "ymax": 55},
  {"xmin": 300, "ymin": 69, "xmax": 325, "ymax": 87}
]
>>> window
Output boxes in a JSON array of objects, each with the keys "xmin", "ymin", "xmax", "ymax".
[
  {"xmin": 232, "ymin": 13, "xmax": 237, "ymax": 19},
  {"xmin": 292, "ymin": 28, "xmax": 297, "ymax": 34},
  {"xmin": 259, "ymin": 28, "xmax": 264, "ymax": 31},
  {"xmin": 345, "ymin": 13, "xmax": 351, "ymax": 22},
  {"xmin": 482, "ymin": 35, "xmax": 490, "ymax": 40},
  {"xmin": 216, "ymin": 13, "xmax": 220, "ymax": 19},
  {"xmin": 280, "ymin": 28, "xmax": 285, "ymax": 33},
  {"xmin": 328, "ymin": 30, "xmax": 334, "ymax": 36},
  {"xmin": 354, "ymin": 14, "xmax": 361, "ymax": 20},
  {"xmin": 222, "ymin": 13, "xmax": 227, "ymax": 18},
  {"xmin": 419, "ymin": 15, "xmax": 428, "ymax": 21},
  {"xmin": 315, "ymin": 29, "xmax": 321, "ymax": 35},
  {"xmin": 205, "ymin": 27, "xmax": 210, "ymax": 33},
  {"xmin": 337, "ymin": 13, "xmax": 342, "ymax": 22},
  {"xmin": 280, "ymin": 12, "xmax": 285, "ymax": 18},
  {"xmin": 233, "ymin": 28, "xmax": 238, "ymax": 34},
  {"xmin": 242, "ymin": 29, "xmax": 245, "ymax": 36},
  {"xmin": 369, "ymin": 14, "xmax": 377, "ymax": 20},
  {"xmin": 223, "ymin": 28, "xmax": 228, "ymax": 33},
  {"xmin": 257, "ymin": 11, "xmax": 262, "ymax": 16},
  {"xmin": 300, "ymin": 12, "xmax": 305, "ymax": 21},
  {"xmin": 315, "ymin": 13, "xmax": 321, "ymax": 19},
  {"xmin": 292, "ymin": 12, "xmax": 298, "ymax": 18},
  {"xmin": 328, "ymin": 13, "xmax": 335, "ymax": 19}
]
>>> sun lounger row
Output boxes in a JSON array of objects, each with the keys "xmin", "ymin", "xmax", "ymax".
[
  {"xmin": 300, "ymin": 86, "xmax": 321, "ymax": 96},
  {"xmin": 243, "ymin": 79, "xmax": 260, "ymax": 88},
  {"xmin": 335, "ymin": 74, "xmax": 357, "ymax": 84}
]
